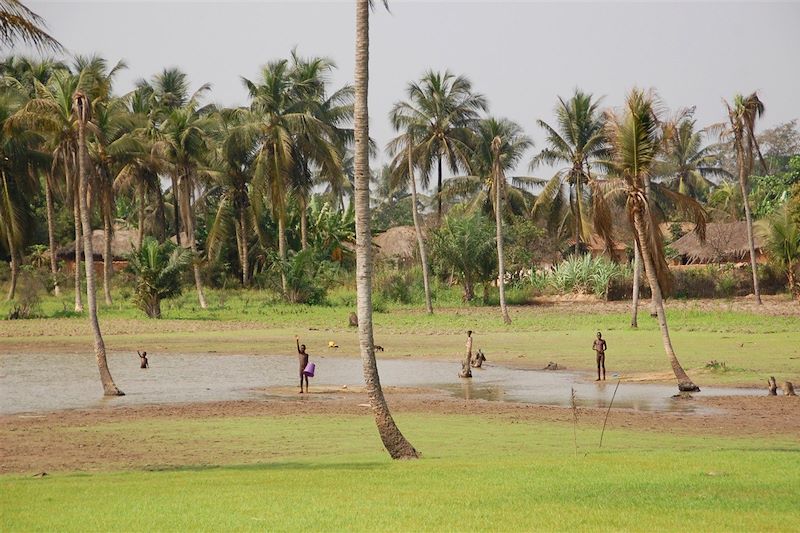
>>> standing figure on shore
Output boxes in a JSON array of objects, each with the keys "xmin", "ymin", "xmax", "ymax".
[
  {"xmin": 137, "ymin": 350, "xmax": 149, "ymax": 369},
  {"xmin": 459, "ymin": 330, "xmax": 474, "ymax": 378},
  {"xmin": 296, "ymin": 336, "xmax": 310, "ymax": 393},
  {"xmin": 593, "ymin": 332, "xmax": 607, "ymax": 381}
]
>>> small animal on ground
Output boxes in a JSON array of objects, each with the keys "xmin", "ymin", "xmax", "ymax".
[{"xmin": 374, "ymin": 345, "xmax": 384, "ymax": 352}]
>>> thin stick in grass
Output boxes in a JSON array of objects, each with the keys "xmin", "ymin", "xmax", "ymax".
[
  {"xmin": 599, "ymin": 379, "xmax": 621, "ymax": 449},
  {"xmin": 570, "ymin": 387, "xmax": 578, "ymax": 457}
]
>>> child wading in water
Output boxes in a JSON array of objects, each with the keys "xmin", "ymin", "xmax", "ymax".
[
  {"xmin": 137, "ymin": 350, "xmax": 149, "ymax": 369},
  {"xmin": 593, "ymin": 332, "xmax": 607, "ymax": 381},
  {"xmin": 296, "ymin": 336, "xmax": 309, "ymax": 393}
]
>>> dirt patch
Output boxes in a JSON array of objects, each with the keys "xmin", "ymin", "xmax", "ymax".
[{"xmin": 1, "ymin": 390, "xmax": 797, "ymax": 475}]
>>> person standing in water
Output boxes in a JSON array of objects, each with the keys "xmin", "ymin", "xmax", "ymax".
[
  {"xmin": 593, "ymin": 332, "xmax": 607, "ymax": 381},
  {"xmin": 296, "ymin": 336, "xmax": 309, "ymax": 393},
  {"xmin": 137, "ymin": 350, "xmax": 149, "ymax": 369},
  {"xmin": 459, "ymin": 330, "xmax": 474, "ymax": 378}
]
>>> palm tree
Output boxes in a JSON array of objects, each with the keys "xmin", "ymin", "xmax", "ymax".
[
  {"xmin": 73, "ymin": 90, "xmax": 123, "ymax": 396},
  {"xmin": 13, "ymin": 69, "xmax": 85, "ymax": 311},
  {"xmin": 127, "ymin": 236, "xmax": 191, "ymax": 318},
  {"xmin": 603, "ymin": 89, "xmax": 700, "ymax": 393},
  {"xmin": 354, "ymin": 0, "xmax": 418, "ymax": 459},
  {"xmin": 389, "ymin": 70, "xmax": 487, "ymax": 221},
  {"xmin": 385, "ymin": 132, "xmax": 433, "ymax": 314},
  {"xmin": 0, "ymin": 0, "xmax": 61, "ymax": 51},
  {"xmin": 723, "ymin": 92, "xmax": 767, "ymax": 305},
  {"xmin": 158, "ymin": 100, "xmax": 216, "ymax": 309},
  {"xmin": 472, "ymin": 118, "xmax": 532, "ymax": 323},
  {"xmin": 758, "ymin": 205, "xmax": 800, "ymax": 300},
  {"xmin": 531, "ymin": 90, "xmax": 609, "ymax": 251}
]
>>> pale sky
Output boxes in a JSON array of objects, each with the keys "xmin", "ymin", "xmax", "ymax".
[{"xmin": 18, "ymin": 1, "xmax": 800, "ymax": 183}]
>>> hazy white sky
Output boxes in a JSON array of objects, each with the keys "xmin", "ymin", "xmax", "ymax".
[{"xmin": 20, "ymin": 1, "xmax": 800, "ymax": 181}]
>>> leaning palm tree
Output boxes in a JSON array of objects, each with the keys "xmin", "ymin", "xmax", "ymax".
[
  {"xmin": 603, "ymin": 89, "xmax": 700, "ymax": 393},
  {"xmin": 353, "ymin": 0, "xmax": 418, "ymax": 459},
  {"xmin": 531, "ymin": 90, "xmax": 609, "ymax": 250},
  {"xmin": 723, "ymin": 92, "xmax": 767, "ymax": 305},
  {"xmin": 386, "ymin": 131, "xmax": 433, "ymax": 314},
  {"xmin": 73, "ymin": 90, "xmax": 123, "ymax": 396},
  {"xmin": 0, "ymin": 0, "xmax": 61, "ymax": 51},
  {"xmin": 389, "ymin": 70, "xmax": 487, "ymax": 221}
]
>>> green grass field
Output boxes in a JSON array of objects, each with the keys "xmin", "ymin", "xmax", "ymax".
[{"xmin": 2, "ymin": 414, "xmax": 799, "ymax": 531}]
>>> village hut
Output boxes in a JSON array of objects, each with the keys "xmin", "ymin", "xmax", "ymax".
[
  {"xmin": 373, "ymin": 226, "xmax": 420, "ymax": 266},
  {"xmin": 58, "ymin": 226, "xmax": 138, "ymax": 273},
  {"xmin": 670, "ymin": 221, "xmax": 766, "ymax": 265}
]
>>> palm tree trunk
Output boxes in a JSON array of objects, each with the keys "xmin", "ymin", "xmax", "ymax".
[
  {"xmin": 633, "ymin": 208, "xmax": 699, "ymax": 392},
  {"xmin": 631, "ymin": 241, "xmax": 641, "ymax": 328},
  {"xmin": 277, "ymin": 213, "xmax": 288, "ymax": 295},
  {"xmin": 155, "ymin": 185, "xmax": 167, "ymax": 242},
  {"xmin": 72, "ymin": 180, "xmax": 83, "ymax": 313},
  {"xmin": 102, "ymin": 198, "xmax": 113, "ymax": 305},
  {"xmin": 437, "ymin": 154, "xmax": 443, "ymax": 222},
  {"xmin": 171, "ymin": 175, "xmax": 181, "ymax": 246},
  {"xmin": 5, "ymin": 237, "xmax": 17, "ymax": 301},
  {"xmin": 240, "ymin": 207, "xmax": 250, "ymax": 287},
  {"xmin": 354, "ymin": 0, "xmax": 418, "ymax": 460},
  {"xmin": 44, "ymin": 172, "xmax": 60, "ymax": 296},
  {"xmin": 494, "ymin": 159, "xmax": 511, "ymax": 324},
  {"xmin": 182, "ymin": 174, "xmax": 207, "ymax": 309},
  {"xmin": 407, "ymin": 145, "xmax": 432, "ymax": 314},
  {"xmin": 137, "ymin": 183, "xmax": 145, "ymax": 249},
  {"xmin": 76, "ymin": 96, "xmax": 123, "ymax": 396},
  {"xmin": 574, "ymin": 169, "xmax": 583, "ymax": 249},
  {"xmin": 643, "ymin": 174, "xmax": 657, "ymax": 317},
  {"xmin": 300, "ymin": 197, "xmax": 308, "ymax": 251},
  {"xmin": 736, "ymin": 142, "xmax": 762, "ymax": 304}
]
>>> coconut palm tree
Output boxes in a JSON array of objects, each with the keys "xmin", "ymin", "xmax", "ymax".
[
  {"xmin": 158, "ymin": 99, "xmax": 216, "ymax": 309},
  {"xmin": 73, "ymin": 90, "xmax": 123, "ymax": 396},
  {"xmin": 0, "ymin": 0, "xmax": 61, "ymax": 51},
  {"xmin": 353, "ymin": 0, "xmax": 418, "ymax": 459},
  {"xmin": 12, "ymin": 69, "xmax": 85, "ymax": 310},
  {"xmin": 723, "ymin": 92, "xmax": 768, "ymax": 305},
  {"xmin": 531, "ymin": 90, "xmax": 609, "ymax": 251},
  {"xmin": 603, "ymin": 89, "xmax": 700, "ymax": 393},
  {"xmin": 389, "ymin": 70, "xmax": 487, "ymax": 221},
  {"xmin": 127, "ymin": 236, "xmax": 191, "ymax": 318},
  {"xmin": 385, "ymin": 132, "xmax": 433, "ymax": 314}
]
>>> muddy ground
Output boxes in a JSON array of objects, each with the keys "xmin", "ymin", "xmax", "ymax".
[{"xmin": 1, "ymin": 388, "xmax": 797, "ymax": 475}]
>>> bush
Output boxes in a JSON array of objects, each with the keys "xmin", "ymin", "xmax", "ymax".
[
  {"xmin": 127, "ymin": 237, "xmax": 192, "ymax": 318},
  {"xmin": 536, "ymin": 255, "xmax": 626, "ymax": 299},
  {"xmin": 263, "ymin": 248, "xmax": 339, "ymax": 305}
]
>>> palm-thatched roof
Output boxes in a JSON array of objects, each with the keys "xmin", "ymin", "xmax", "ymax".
[
  {"xmin": 58, "ymin": 227, "xmax": 137, "ymax": 260},
  {"xmin": 670, "ymin": 221, "xmax": 764, "ymax": 264},
  {"xmin": 374, "ymin": 226, "xmax": 420, "ymax": 261}
]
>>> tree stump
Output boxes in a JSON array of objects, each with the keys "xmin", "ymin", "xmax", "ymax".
[
  {"xmin": 348, "ymin": 312, "xmax": 358, "ymax": 327},
  {"xmin": 783, "ymin": 381, "xmax": 796, "ymax": 396},
  {"xmin": 767, "ymin": 376, "xmax": 778, "ymax": 396}
]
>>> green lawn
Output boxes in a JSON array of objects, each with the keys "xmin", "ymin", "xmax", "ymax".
[{"xmin": 2, "ymin": 414, "xmax": 798, "ymax": 532}]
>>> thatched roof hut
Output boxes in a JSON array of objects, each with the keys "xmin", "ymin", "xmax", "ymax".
[
  {"xmin": 374, "ymin": 226, "xmax": 420, "ymax": 263},
  {"xmin": 58, "ymin": 227, "xmax": 138, "ymax": 261},
  {"xmin": 670, "ymin": 221, "xmax": 765, "ymax": 264}
]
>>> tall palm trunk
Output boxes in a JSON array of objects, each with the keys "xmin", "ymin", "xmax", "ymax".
[
  {"xmin": 181, "ymin": 172, "xmax": 207, "ymax": 309},
  {"xmin": 493, "ymin": 142, "xmax": 511, "ymax": 324},
  {"xmin": 299, "ymin": 196, "xmax": 308, "ymax": 251},
  {"xmin": 735, "ymin": 137, "xmax": 762, "ymax": 304},
  {"xmin": 75, "ymin": 93, "xmax": 123, "ymax": 397},
  {"xmin": 277, "ymin": 213, "xmax": 288, "ymax": 295},
  {"xmin": 354, "ymin": 0, "xmax": 418, "ymax": 460},
  {"xmin": 239, "ymin": 206, "xmax": 250, "ymax": 287},
  {"xmin": 102, "ymin": 191, "xmax": 113, "ymax": 305},
  {"xmin": 4, "ymin": 238, "xmax": 17, "ymax": 301},
  {"xmin": 72, "ymin": 175, "xmax": 83, "ymax": 313},
  {"xmin": 171, "ymin": 175, "xmax": 181, "ymax": 246},
  {"xmin": 632, "ymin": 207, "xmax": 699, "ymax": 392},
  {"xmin": 44, "ymin": 172, "xmax": 60, "ymax": 296},
  {"xmin": 631, "ymin": 241, "xmax": 642, "ymax": 328},
  {"xmin": 573, "ymin": 167, "xmax": 584, "ymax": 249},
  {"xmin": 137, "ymin": 183, "xmax": 145, "ymax": 249},
  {"xmin": 407, "ymin": 144, "xmax": 432, "ymax": 314},
  {"xmin": 437, "ymin": 154, "xmax": 443, "ymax": 222},
  {"xmin": 643, "ymin": 174, "xmax": 657, "ymax": 317}
]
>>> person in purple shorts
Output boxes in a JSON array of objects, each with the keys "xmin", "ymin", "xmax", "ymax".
[{"xmin": 296, "ymin": 335, "xmax": 309, "ymax": 393}]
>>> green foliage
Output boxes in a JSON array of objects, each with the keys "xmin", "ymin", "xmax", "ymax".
[
  {"xmin": 758, "ymin": 205, "xmax": 800, "ymax": 296},
  {"xmin": 430, "ymin": 209, "xmax": 496, "ymax": 300},
  {"xmin": 126, "ymin": 237, "xmax": 191, "ymax": 318},
  {"xmin": 306, "ymin": 198, "xmax": 356, "ymax": 267},
  {"xmin": 264, "ymin": 248, "xmax": 339, "ymax": 304},
  {"xmin": 536, "ymin": 254, "xmax": 626, "ymax": 299}
]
